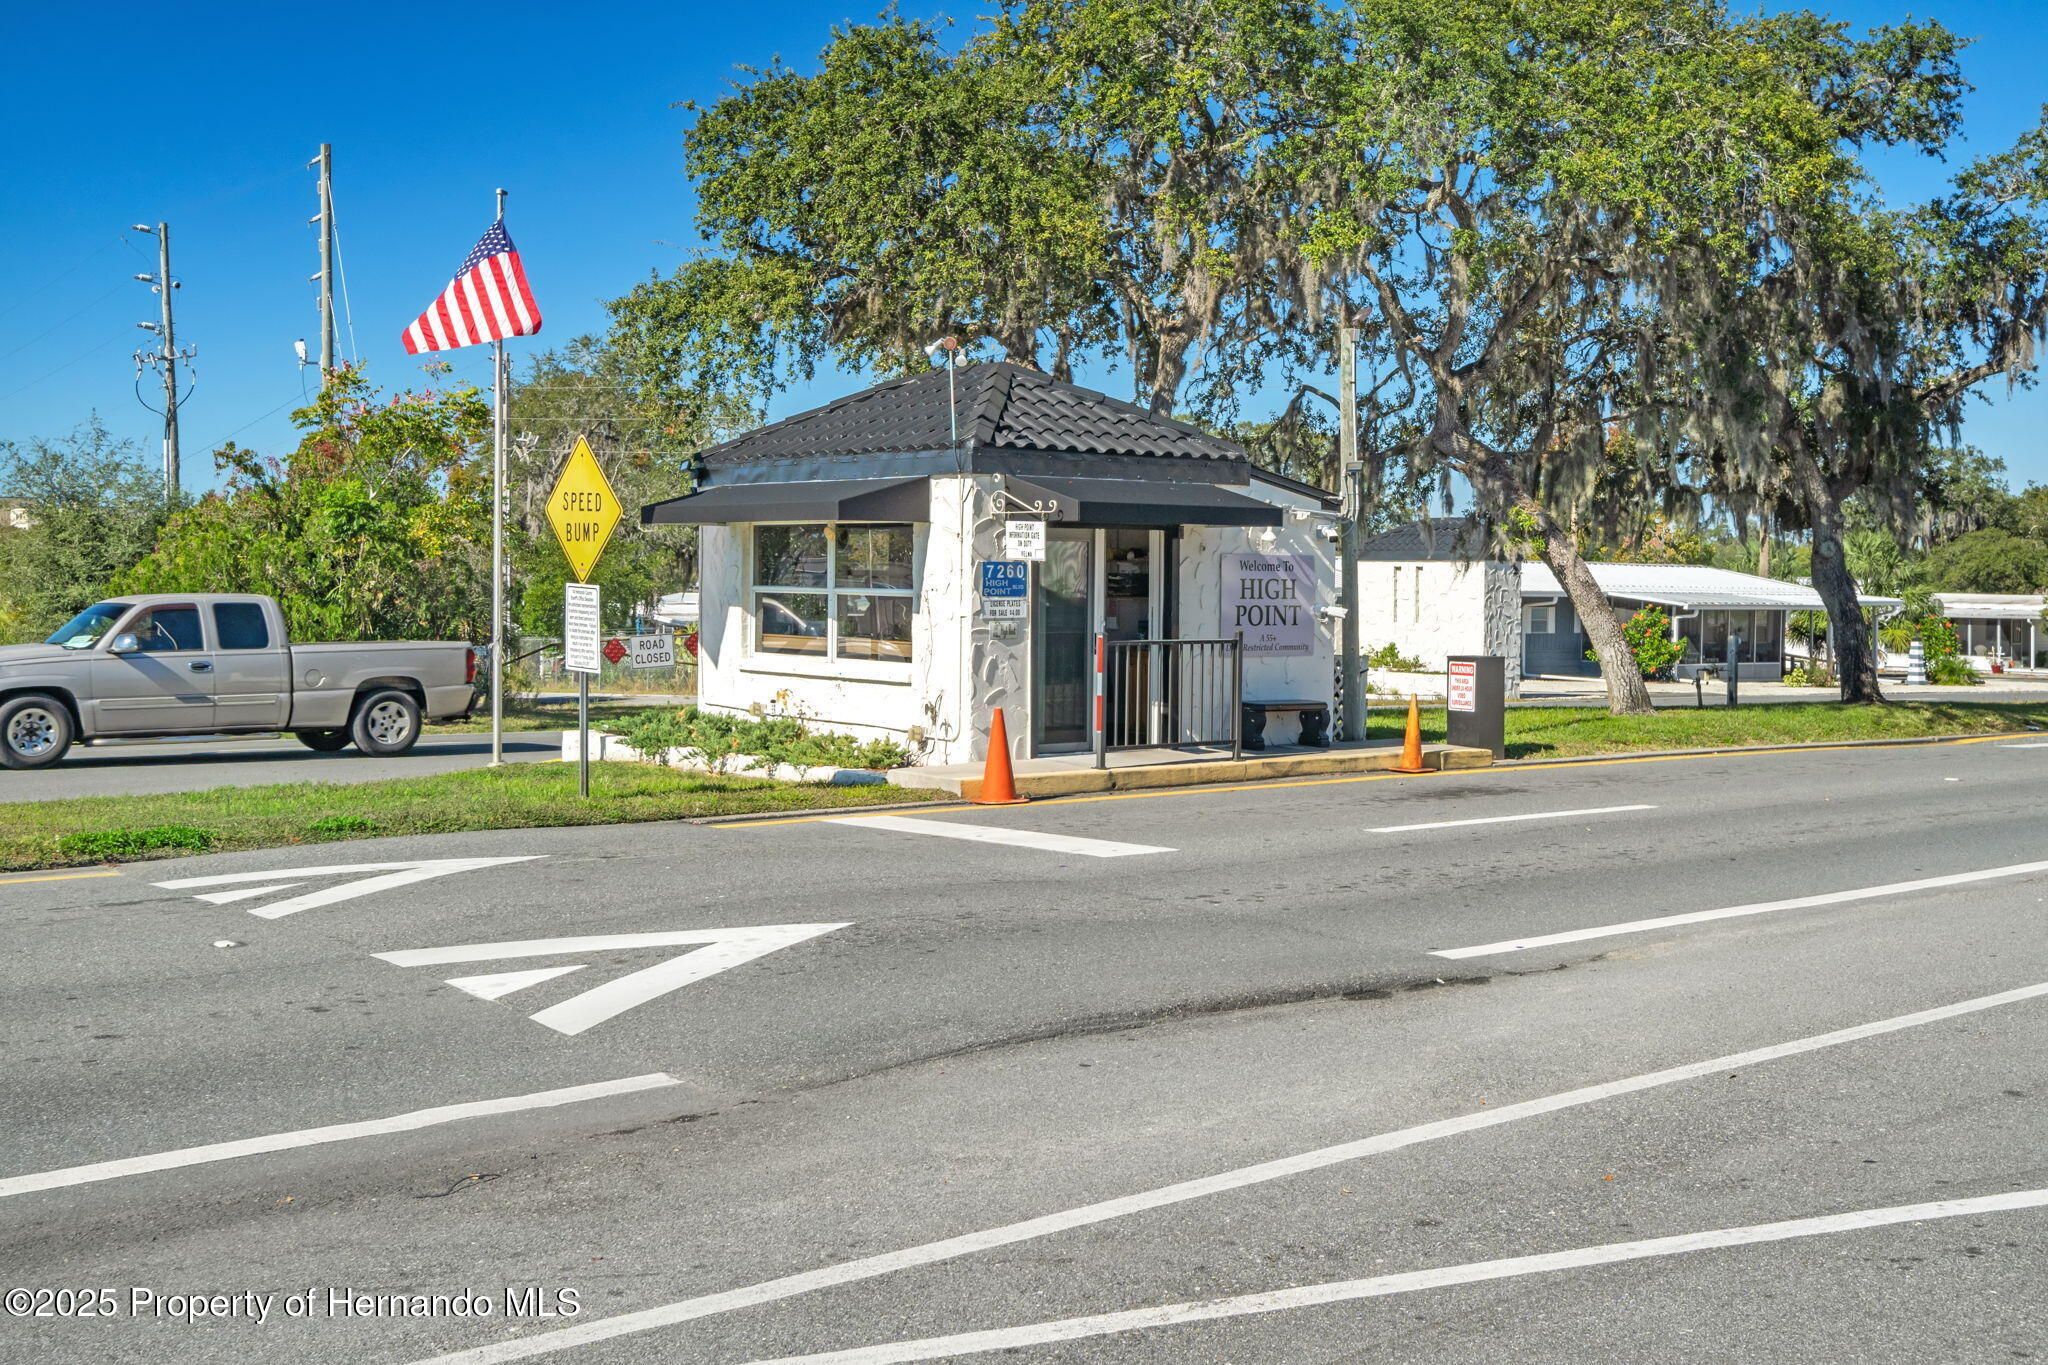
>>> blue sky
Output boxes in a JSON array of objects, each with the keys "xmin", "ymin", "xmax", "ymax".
[{"xmin": 2, "ymin": 0, "xmax": 2044, "ymax": 492}]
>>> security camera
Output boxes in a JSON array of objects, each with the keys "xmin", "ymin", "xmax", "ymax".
[
  {"xmin": 1315, "ymin": 523, "xmax": 1342, "ymax": 541},
  {"xmin": 1289, "ymin": 508, "xmax": 1313, "ymax": 522},
  {"xmin": 1317, "ymin": 605, "xmax": 1350, "ymax": 620}
]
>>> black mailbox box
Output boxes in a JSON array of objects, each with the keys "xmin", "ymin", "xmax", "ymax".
[{"xmin": 1444, "ymin": 655, "xmax": 1506, "ymax": 759}]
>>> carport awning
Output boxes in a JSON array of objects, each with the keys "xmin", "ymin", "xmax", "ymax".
[
  {"xmin": 640, "ymin": 477, "xmax": 929, "ymax": 526},
  {"xmin": 1008, "ymin": 476, "xmax": 1282, "ymax": 527}
]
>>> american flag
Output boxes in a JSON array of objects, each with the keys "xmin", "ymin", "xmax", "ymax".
[{"xmin": 401, "ymin": 220, "xmax": 541, "ymax": 354}]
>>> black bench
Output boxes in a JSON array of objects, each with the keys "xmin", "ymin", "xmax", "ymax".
[{"xmin": 1241, "ymin": 699, "xmax": 1331, "ymax": 750}]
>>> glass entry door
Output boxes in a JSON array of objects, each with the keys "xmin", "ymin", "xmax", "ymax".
[
  {"xmin": 1033, "ymin": 528, "xmax": 1168, "ymax": 753},
  {"xmin": 1034, "ymin": 528, "xmax": 1094, "ymax": 751}
]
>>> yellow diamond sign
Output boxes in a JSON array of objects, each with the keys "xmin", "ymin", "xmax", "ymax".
[{"xmin": 546, "ymin": 436, "xmax": 622, "ymax": 582}]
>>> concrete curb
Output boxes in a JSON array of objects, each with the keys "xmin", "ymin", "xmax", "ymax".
[
  {"xmin": 1499, "ymin": 730, "xmax": 2039, "ymax": 767},
  {"xmin": 688, "ymin": 797, "xmax": 971, "ymax": 826}
]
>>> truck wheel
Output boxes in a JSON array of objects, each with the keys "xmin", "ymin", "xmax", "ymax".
[
  {"xmin": 0, "ymin": 693, "xmax": 74, "ymax": 770},
  {"xmin": 294, "ymin": 729, "xmax": 351, "ymax": 752},
  {"xmin": 350, "ymin": 689, "xmax": 421, "ymax": 756}
]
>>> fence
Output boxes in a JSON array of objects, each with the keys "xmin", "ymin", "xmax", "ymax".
[{"xmin": 1094, "ymin": 635, "xmax": 1243, "ymax": 768}]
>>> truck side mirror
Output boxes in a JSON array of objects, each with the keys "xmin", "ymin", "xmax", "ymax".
[{"xmin": 108, "ymin": 633, "xmax": 140, "ymax": 655}]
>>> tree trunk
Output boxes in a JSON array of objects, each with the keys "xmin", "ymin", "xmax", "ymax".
[
  {"xmin": 1521, "ymin": 497, "xmax": 1655, "ymax": 715},
  {"xmin": 1756, "ymin": 512, "xmax": 1771, "ymax": 578},
  {"xmin": 1804, "ymin": 488, "xmax": 1884, "ymax": 704}
]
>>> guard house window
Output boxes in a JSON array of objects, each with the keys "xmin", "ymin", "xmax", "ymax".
[
  {"xmin": 1524, "ymin": 603, "xmax": 1555, "ymax": 635},
  {"xmin": 752, "ymin": 523, "xmax": 913, "ymax": 663}
]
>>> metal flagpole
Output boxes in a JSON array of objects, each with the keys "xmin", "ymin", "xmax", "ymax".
[{"xmin": 488, "ymin": 186, "xmax": 509, "ymax": 768}]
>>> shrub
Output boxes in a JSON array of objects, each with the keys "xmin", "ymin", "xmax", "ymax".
[
  {"xmin": 1928, "ymin": 656, "xmax": 1980, "ymax": 686},
  {"xmin": 1587, "ymin": 606, "xmax": 1685, "ymax": 679},
  {"xmin": 608, "ymin": 707, "xmax": 910, "ymax": 771},
  {"xmin": 1366, "ymin": 642, "xmax": 1428, "ymax": 672},
  {"xmin": 57, "ymin": 825, "xmax": 214, "ymax": 862},
  {"xmin": 1782, "ymin": 665, "xmax": 1834, "ymax": 688}
]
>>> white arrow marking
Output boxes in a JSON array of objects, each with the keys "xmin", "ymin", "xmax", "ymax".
[
  {"xmin": 445, "ymin": 964, "xmax": 586, "ymax": 1001},
  {"xmin": 155, "ymin": 857, "xmax": 546, "ymax": 919},
  {"xmin": 376, "ymin": 924, "xmax": 851, "ymax": 1036},
  {"xmin": 194, "ymin": 883, "xmax": 305, "ymax": 905}
]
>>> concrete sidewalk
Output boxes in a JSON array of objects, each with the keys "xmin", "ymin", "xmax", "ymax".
[
  {"xmin": 1511, "ymin": 675, "xmax": 2048, "ymax": 707},
  {"xmin": 889, "ymin": 737, "xmax": 1493, "ymax": 799}
]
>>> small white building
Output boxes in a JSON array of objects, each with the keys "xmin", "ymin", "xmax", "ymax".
[
  {"xmin": 1360, "ymin": 520, "xmax": 1900, "ymax": 686},
  {"xmin": 642, "ymin": 363, "xmax": 1344, "ymax": 765},
  {"xmin": 1932, "ymin": 593, "xmax": 2046, "ymax": 672},
  {"xmin": 1355, "ymin": 519, "xmax": 1521, "ymax": 686}
]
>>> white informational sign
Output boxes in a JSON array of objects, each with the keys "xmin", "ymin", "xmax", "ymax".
[
  {"xmin": 1005, "ymin": 518, "xmax": 1047, "ymax": 562},
  {"xmin": 628, "ymin": 633, "xmax": 677, "ymax": 669},
  {"xmin": 1221, "ymin": 552, "xmax": 1315, "ymax": 656},
  {"xmin": 563, "ymin": 583, "xmax": 602, "ymax": 674},
  {"xmin": 1448, "ymin": 659, "xmax": 1477, "ymax": 712}
]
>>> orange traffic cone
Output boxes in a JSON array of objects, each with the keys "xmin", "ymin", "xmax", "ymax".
[
  {"xmin": 1388, "ymin": 694, "xmax": 1431, "ymax": 774},
  {"xmin": 970, "ymin": 708, "xmax": 1031, "ymax": 805}
]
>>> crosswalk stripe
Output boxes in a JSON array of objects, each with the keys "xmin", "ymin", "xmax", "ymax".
[{"xmin": 832, "ymin": 814, "xmax": 1173, "ymax": 858}]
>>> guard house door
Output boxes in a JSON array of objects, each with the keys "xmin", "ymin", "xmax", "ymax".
[{"xmin": 1032, "ymin": 528, "xmax": 1166, "ymax": 754}]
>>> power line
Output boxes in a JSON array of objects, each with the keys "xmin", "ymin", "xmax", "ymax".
[
  {"xmin": 0, "ymin": 328, "xmax": 131, "ymax": 404},
  {"xmin": 0, "ymin": 280, "xmax": 128, "ymax": 364},
  {"xmin": 0, "ymin": 236, "xmax": 125, "ymax": 326}
]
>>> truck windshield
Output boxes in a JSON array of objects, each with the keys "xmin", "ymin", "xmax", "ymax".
[{"xmin": 46, "ymin": 602, "xmax": 133, "ymax": 650}]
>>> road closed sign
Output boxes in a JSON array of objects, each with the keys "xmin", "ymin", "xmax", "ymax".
[
  {"xmin": 547, "ymin": 436, "xmax": 623, "ymax": 582},
  {"xmin": 1222, "ymin": 552, "xmax": 1314, "ymax": 656},
  {"xmin": 628, "ymin": 634, "xmax": 677, "ymax": 669}
]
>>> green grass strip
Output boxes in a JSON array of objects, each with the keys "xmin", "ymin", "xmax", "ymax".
[
  {"xmin": 1368, "ymin": 700, "xmax": 2048, "ymax": 760},
  {"xmin": 0, "ymin": 762, "xmax": 941, "ymax": 873}
]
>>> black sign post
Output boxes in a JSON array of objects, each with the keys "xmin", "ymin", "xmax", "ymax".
[{"xmin": 1445, "ymin": 655, "xmax": 1506, "ymax": 759}]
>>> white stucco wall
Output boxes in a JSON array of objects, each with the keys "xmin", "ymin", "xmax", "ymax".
[
  {"xmin": 1178, "ymin": 483, "xmax": 1341, "ymax": 743},
  {"xmin": 692, "ymin": 477, "xmax": 1026, "ymax": 768},
  {"xmin": 1355, "ymin": 557, "xmax": 1522, "ymax": 692}
]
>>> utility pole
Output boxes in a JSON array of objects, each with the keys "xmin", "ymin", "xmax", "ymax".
[
  {"xmin": 130, "ymin": 222, "xmax": 192, "ymax": 499},
  {"xmin": 310, "ymin": 144, "xmax": 337, "ymax": 379},
  {"xmin": 1337, "ymin": 324, "xmax": 1365, "ymax": 741}
]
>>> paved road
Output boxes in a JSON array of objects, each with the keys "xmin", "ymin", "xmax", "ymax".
[
  {"xmin": 2, "ymin": 738, "xmax": 2043, "ymax": 1362},
  {"xmin": 0, "ymin": 731, "xmax": 562, "ymax": 801}
]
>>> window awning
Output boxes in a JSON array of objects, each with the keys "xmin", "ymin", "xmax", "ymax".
[
  {"xmin": 1008, "ymin": 476, "xmax": 1282, "ymax": 528},
  {"xmin": 640, "ymin": 478, "xmax": 929, "ymax": 526}
]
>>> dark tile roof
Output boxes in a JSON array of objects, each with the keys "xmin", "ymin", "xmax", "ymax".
[
  {"xmin": 1359, "ymin": 517, "xmax": 1496, "ymax": 562},
  {"xmin": 700, "ymin": 361, "xmax": 1244, "ymax": 468}
]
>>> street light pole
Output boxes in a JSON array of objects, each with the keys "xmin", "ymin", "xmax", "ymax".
[{"xmin": 1337, "ymin": 324, "xmax": 1364, "ymax": 741}]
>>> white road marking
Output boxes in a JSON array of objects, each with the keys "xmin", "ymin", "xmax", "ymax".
[
  {"xmin": 445, "ymin": 965, "xmax": 586, "ymax": 1001},
  {"xmin": 834, "ymin": 814, "xmax": 1172, "ymax": 858},
  {"xmin": 0, "ymin": 1073, "xmax": 680, "ymax": 1200},
  {"xmin": 1998, "ymin": 742, "xmax": 2048, "ymax": 748},
  {"xmin": 376, "ymin": 924, "xmax": 850, "ymax": 1036},
  {"xmin": 156, "ymin": 857, "xmax": 546, "ymax": 919},
  {"xmin": 1430, "ymin": 858, "xmax": 2048, "ymax": 959},
  {"xmin": 406, "ymin": 978, "xmax": 2048, "ymax": 1365},
  {"xmin": 194, "ymin": 883, "xmax": 304, "ymax": 905},
  {"xmin": 743, "ymin": 1188, "xmax": 2048, "ymax": 1365},
  {"xmin": 1369, "ymin": 804, "xmax": 1654, "ymax": 834}
]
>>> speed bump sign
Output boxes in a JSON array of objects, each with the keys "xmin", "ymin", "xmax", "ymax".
[{"xmin": 547, "ymin": 436, "xmax": 622, "ymax": 582}]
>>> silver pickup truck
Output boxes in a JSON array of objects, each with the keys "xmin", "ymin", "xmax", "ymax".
[{"xmin": 0, "ymin": 593, "xmax": 477, "ymax": 769}]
